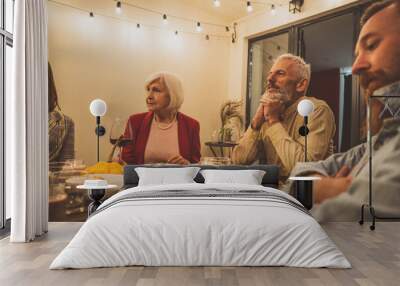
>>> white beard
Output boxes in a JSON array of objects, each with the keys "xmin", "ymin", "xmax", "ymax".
[{"xmin": 262, "ymin": 88, "xmax": 290, "ymax": 103}]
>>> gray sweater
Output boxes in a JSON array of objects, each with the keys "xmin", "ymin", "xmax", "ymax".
[
  {"xmin": 287, "ymin": 81, "xmax": 400, "ymax": 221},
  {"xmin": 287, "ymin": 118, "xmax": 400, "ymax": 222}
]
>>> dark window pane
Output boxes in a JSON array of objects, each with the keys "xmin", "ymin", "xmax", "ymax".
[{"xmin": 301, "ymin": 13, "xmax": 355, "ymax": 151}]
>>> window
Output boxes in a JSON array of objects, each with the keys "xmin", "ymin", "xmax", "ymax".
[
  {"xmin": 300, "ymin": 13, "xmax": 356, "ymax": 152},
  {"xmin": 1, "ymin": 0, "xmax": 14, "ymax": 231},
  {"xmin": 247, "ymin": 32, "xmax": 289, "ymax": 126}
]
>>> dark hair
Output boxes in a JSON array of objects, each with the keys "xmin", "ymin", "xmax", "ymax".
[
  {"xmin": 360, "ymin": 0, "xmax": 399, "ymax": 26},
  {"xmin": 48, "ymin": 62, "xmax": 60, "ymax": 112}
]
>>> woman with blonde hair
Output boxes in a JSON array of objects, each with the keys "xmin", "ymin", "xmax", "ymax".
[{"xmin": 121, "ymin": 72, "xmax": 201, "ymax": 164}]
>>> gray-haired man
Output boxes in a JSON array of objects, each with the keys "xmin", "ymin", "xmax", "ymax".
[{"xmin": 232, "ymin": 53, "xmax": 336, "ymax": 183}]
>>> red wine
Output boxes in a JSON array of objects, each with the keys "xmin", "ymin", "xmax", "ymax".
[
  {"xmin": 118, "ymin": 139, "xmax": 131, "ymax": 146},
  {"xmin": 110, "ymin": 138, "xmax": 131, "ymax": 147}
]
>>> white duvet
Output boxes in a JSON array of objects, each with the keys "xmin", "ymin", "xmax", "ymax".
[{"xmin": 50, "ymin": 183, "xmax": 351, "ymax": 269}]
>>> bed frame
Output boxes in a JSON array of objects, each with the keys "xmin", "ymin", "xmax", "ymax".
[{"xmin": 123, "ymin": 164, "xmax": 280, "ymax": 189}]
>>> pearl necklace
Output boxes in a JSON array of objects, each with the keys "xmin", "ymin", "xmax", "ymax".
[{"xmin": 154, "ymin": 115, "xmax": 176, "ymax": 130}]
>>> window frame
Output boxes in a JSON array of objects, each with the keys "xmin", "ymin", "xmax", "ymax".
[{"xmin": 1, "ymin": 0, "xmax": 13, "ymax": 231}]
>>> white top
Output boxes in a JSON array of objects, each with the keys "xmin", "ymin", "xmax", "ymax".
[{"xmin": 288, "ymin": 176, "xmax": 322, "ymax": 181}]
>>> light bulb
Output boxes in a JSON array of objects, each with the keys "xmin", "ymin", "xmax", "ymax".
[
  {"xmin": 116, "ymin": 1, "xmax": 122, "ymax": 14},
  {"xmin": 213, "ymin": 0, "xmax": 221, "ymax": 7},
  {"xmin": 90, "ymin": 99, "xmax": 107, "ymax": 117},
  {"xmin": 196, "ymin": 22, "xmax": 202, "ymax": 32},
  {"xmin": 270, "ymin": 4, "xmax": 276, "ymax": 15},
  {"xmin": 297, "ymin": 99, "xmax": 315, "ymax": 117},
  {"xmin": 247, "ymin": 1, "xmax": 253, "ymax": 13}
]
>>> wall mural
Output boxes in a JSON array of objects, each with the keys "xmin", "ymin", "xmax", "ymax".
[{"xmin": 48, "ymin": 0, "xmax": 400, "ymax": 224}]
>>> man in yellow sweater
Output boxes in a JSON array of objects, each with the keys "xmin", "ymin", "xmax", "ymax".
[{"xmin": 232, "ymin": 54, "xmax": 336, "ymax": 182}]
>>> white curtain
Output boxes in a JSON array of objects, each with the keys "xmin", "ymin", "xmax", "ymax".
[{"xmin": 8, "ymin": 0, "xmax": 48, "ymax": 242}]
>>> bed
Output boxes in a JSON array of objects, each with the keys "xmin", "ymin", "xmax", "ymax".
[{"xmin": 50, "ymin": 165, "xmax": 350, "ymax": 269}]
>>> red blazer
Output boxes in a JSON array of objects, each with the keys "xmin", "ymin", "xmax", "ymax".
[{"xmin": 121, "ymin": 111, "xmax": 201, "ymax": 164}]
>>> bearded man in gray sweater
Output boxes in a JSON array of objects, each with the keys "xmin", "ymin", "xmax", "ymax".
[{"xmin": 288, "ymin": 0, "xmax": 400, "ymax": 221}]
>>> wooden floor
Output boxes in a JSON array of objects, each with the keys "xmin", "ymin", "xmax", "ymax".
[{"xmin": 1, "ymin": 222, "xmax": 399, "ymax": 286}]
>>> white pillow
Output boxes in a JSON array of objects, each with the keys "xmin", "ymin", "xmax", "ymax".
[
  {"xmin": 200, "ymin": 169, "xmax": 266, "ymax": 185},
  {"xmin": 135, "ymin": 167, "xmax": 201, "ymax": 186}
]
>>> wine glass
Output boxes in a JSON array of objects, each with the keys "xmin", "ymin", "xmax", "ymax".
[
  {"xmin": 109, "ymin": 118, "xmax": 133, "ymax": 162},
  {"xmin": 110, "ymin": 118, "xmax": 124, "ymax": 144}
]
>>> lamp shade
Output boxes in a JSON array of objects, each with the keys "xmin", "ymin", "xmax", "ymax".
[
  {"xmin": 89, "ymin": 99, "xmax": 107, "ymax": 117},
  {"xmin": 297, "ymin": 99, "xmax": 314, "ymax": 117}
]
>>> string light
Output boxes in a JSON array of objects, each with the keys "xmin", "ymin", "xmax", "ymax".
[
  {"xmin": 162, "ymin": 14, "xmax": 168, "ymax": 24},
  {"xmin": 196, "ymin": 22, "xmax": 202, "ymax": 32},
  {"xmin": 116, "ymin": 1, "xmax": 122, "ymax": 14},
  {"xmin": 270, "ymin": 4, "xmax": 276, "ymax": 15},
  {"xmin": 247, "ymin": 1, "xmax": 253, "ymax": 13},
  {"xmin": 116, "ymin": 0, "xmax": 229, "ymax": 30},
  {"xmin": 49, "ymin": 0, "xmax": 231, "ymax": 42},
  {"xmin": 213, "ymin": 0, "xmax": 221, "ymax": 7}
]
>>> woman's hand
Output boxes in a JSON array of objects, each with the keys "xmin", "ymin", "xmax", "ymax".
[{"xmin": 167, "ymin": 155, "xmax": 190, "ymax": 165}]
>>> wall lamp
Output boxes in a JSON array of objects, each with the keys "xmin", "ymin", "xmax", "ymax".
[{"xmin": 89, "ymin": 99, "xmax": 107, "ymax": 162}]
